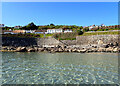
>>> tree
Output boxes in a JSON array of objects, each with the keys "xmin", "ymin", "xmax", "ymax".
[
  {"xmin": 77, "ymin": 30, "xmax": 83, "ymax": 35},
  {"xmin": 50, "ymin": 23, "xmax": 55, "ymax": 26},
  {"xmin": 26, "ymin": 22, "xmax": 38, "ymax": 30}
]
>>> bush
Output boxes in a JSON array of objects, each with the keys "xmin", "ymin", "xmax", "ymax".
[
  {"xmin": 53, "ymin": 32, "xmax": 78, "ymax": 40},
  {"xmin": 77, "ymin": 30, "xmax": 83, "ymax": 35}
]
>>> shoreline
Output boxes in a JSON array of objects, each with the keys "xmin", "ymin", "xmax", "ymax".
[{"xmin": 1, "ymin": 45, "xmax": 119, "ymax": 53}]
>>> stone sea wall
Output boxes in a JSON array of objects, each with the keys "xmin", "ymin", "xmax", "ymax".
[
  {"xmin": 1, "ymin": 35, "xmax": 120, "ymax": 53},
  {"xmin": 2, "ymin": 36, "xmax": 63, "ymax": 47},
  {"xmin": 76, "ymin": 35, "xmax": 119, "ymax": 45}
]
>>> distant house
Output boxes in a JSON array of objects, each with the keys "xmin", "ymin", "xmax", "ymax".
[
  {"xmin": 3, "ymin": 30, "xmax": 14, "ymax": 34},
  {"xmin": 47, "ymin": 29, "xmax": 63, "ymax": 34},
  {"xmin": 101, "ymin": 24, "xmax": 106, "ymax": 27},
  {"xmin": 89, "ymin": 24, "xmax": 98, "ymax": 30},
  {"xmin": 0, "ymin": 24, "xmax": 5, "ymax": 27},
  {"xmin": 14, "ymin": 26, "xmax": 22, "ymax": 29},
  {"xmin": 25, "ymin": 30, "xmax": 35, "ymax": 33},
  {"xmin": 64, "ymin": 29, "xmax": 72, "ymax": 33},
  {"xmin": 34, "ymin": 30, "xmax": 47, "ymax": 34},
  {"xmin": 13, "ymin": 30, "xmax": 25, "ymax": 34}
]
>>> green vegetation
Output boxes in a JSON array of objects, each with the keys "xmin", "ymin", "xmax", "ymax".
[
  {"xmin": 53, "ymin": 32, "xmax": 79, "ymax": 40},
  {"xmin": 80, "ymin": 31, "xmax": 119, "ymax": 36}
]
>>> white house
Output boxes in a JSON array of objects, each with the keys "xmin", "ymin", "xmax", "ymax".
[
  {"xmin": 25, "ymin": 30, "xmax": 35, "ymax": 33},
  {"xmin": 34, "ymin": 30, "xmax": 47, "ymax": 34},
  {"xmin": 0, "ymin": 24, "xmax": 4, "ymax": 27},
  {"xmin": 64, "ymin": 29, "xmax": 72, "ymax": 33},
  {"xmin": 101, "ymin": 24, "xmax": 106, "ymax": 27},
  {"xmin": 47, "ymin": 29, "xmax": 63, "ymax": 34}
]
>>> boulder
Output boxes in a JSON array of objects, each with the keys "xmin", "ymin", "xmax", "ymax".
[
  {"xmin": 113, "ymin": 47, "xmax": 118, "ymax": 52},
  {"xmin": 27, "ymin": 48, "xmax": 35, "ymax": 52},
  {"xmin": 16, "ymin": 47, "xmax": 27, "ymax": 52},
  {"xmin": 113, "ymin": 42, "xmax": 118, "ymax": 47},
  {"xmin": 38, "ymin": 48, "xmax": 44, "ymax": 52},
  {"xmin": 79, "ymin": 49, "xmax": 87, "ymax": 53},
  {"xmin": 106, "ymin": 47, "xmax": 113, "ymax": 52}
]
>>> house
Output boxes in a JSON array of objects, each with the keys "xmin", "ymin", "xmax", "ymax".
[
  {"xmin": 25, "ymin": 30, "xmax": 35, "ymax": 33},
  {"xmin": 47, "ymin": 29, "xmax": 63, "ymax": 34},
  {"xmin": 13, "ymin": 30, "xmax": 25, "ymax": 34},
  {"xmin": 101, "ymin": 24, "xmax": 106, "ymax": 27},
  {"xmin": 34, "ymin": 30, "xmax": 47, "ymax": 34},
  {"xmin": 2, "ymin": 30, "xmax": 14, "ymax": 34},
  {"xmin": 14, "ymin": 26, "xmax": 22, "ymax": 29},
  {"xmin": 64, "ymin": 29, "xmax": 72, "ymax": 33},
  {"xmin": 89, "ymin": 25, "xmax": 95, "ymax": 30},
  {"xmin": 0, "ymin": 24, "xmax": 4, "ymax": 27}
]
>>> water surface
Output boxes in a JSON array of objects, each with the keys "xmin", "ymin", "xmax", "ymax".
[{"xmin": 2, "ymin": 52, "xmax": 118, "ymax": 84}]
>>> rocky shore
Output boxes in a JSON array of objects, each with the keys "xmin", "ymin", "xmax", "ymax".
[{"xmin": 1, "ymin": 42, "xmax": 119, "ymax": 53}]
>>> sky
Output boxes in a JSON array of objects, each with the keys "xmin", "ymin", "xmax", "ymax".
[{"xmin": 2, "ymin": 2, "xmax": 118, "ymax": 27}]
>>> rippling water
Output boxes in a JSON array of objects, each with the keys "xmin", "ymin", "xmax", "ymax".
[{"xmin": 2, "ymin": 52, "xmax": 118, "ymax": 84}]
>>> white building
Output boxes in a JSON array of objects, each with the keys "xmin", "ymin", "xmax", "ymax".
[
  {"xmin": 89, "ymin": 26, "xmax": 95, "ymax": 30},
  {"xmin": 101, "ymin": 24, "xmax": 106, "ymax": 27},
  {"xmin": 47, "ymin": 29, "xmax": 63, "ymax": 34},
  {"xmin": 34, "ymin": 30, "xmax": 47, "ymax": 34},
  {"xmin": 0, "ymin": 24, "xmax": 4, "ymax": 27},
  {"xmin": 25, "ymin": 30, "xmax": 35, "ymax": 33},
  {"xmin": 64, "ymin": 29, "xmax": 72, "ymax": 33}
]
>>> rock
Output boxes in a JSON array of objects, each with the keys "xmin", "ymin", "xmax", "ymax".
[
  {"xmin": 109, "ymin": 43, "xmax": 114, "ymax": 47},
  {"xmin": 58, "ymin": 48, "xmax": 63, "ymax": 52},
  {"xmin": 38, "ymin": 48, "xmax": 44, "ymax": 52},
  {"xmin": 113, "ymin": 42, "xmax": 118, "ymax": 47},
  {"xmin": 72, "ymin": 49, "xmax": 77, "ymax": 52},
  {"xmin": 27, "ymin": 48, "xmax": 35, "ymax": 52},
  {"xmin": 79, "ymin": 49, "xmax": 87, "ymax": 53},
  {"xmin": 98, "ymin": 48, "xmax": 106, "ymax": 52},
  {"xmin": 106, "ymin": 47, "xmax": 113, "ymax": 52},
  {"xmin": 100, "ymin": 44, "xmax": 109, "ymax": 48},
  {"xmin": 16, "ymin": 47, "xmax": 27, "ymax": 52},
  {"xmin": 113, "ymin": 47, "xmax": 118, "ymax": 52}
]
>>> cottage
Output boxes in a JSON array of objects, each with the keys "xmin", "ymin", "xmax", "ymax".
[
  {"xmin": 34, "ymin": 30, "xmax": 47, "ymax": 34},
  {"xmin": 25, "ymin": 30, "xmax": 35, "ymax": 33},
  {"xmin": 64, "ymin": 29, "xmax": 72, "ymax": 33},
  {"xmin": 3, "ymin": 30, "xmax": 14, "ymax": 34},
  {"xmin": 13, "ymin": 30, "xmax": 25, "ymax": 34},
  {"xmin": 47, "ymin": 29, "xmax": 63, "ymax": 34}
]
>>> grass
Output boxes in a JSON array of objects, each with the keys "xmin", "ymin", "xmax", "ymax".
[
  {"xmin": 59, "ymin": 38, "xmax": 76, "ymax": 40},
  {"xmin": 79, "ymin": 31, "xmax": 119, "ymax": 36}
]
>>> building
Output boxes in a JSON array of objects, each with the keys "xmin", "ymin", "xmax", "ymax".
[
  {"xmin": 64, "ymin": 29, "xmax": 72, "ymax": 33},
  {"xmin": 14, "ymin": 26, "xmax": 22, "ymax": 29},
  {"xmin": 89, "ymin": 25, "xmax": 96, "ymax": 30},
  {"xmin": 0, "ymin": 24, "xmax": 4, "ymax": 27},
  {"xmin": 101, "ymin": 24, "xmax": 106, "ymax": 27},
  {"xmin": 25, "ymin": 30, "xmax": 35, "ymax": 33},
  {"xmin": 34, "ymin": 30, "xmax": 47, "ymax": 34},
  {"xmin": 47, "ymin": 29, "xmax": 63, "ymax": 34},
  {"xmin": 2, "ymin": 30, "xmax": 14, "ymax": 34},
  {"xmin": 13, "ymin": 30, "xmax": 25, "ymax": 34}
]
